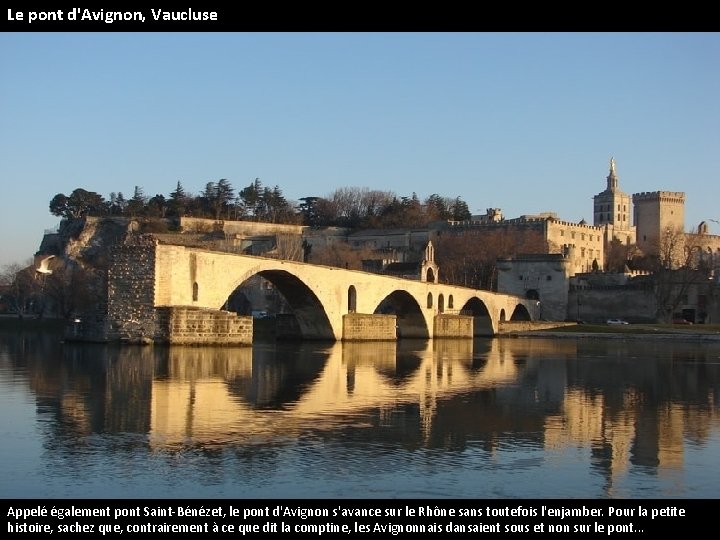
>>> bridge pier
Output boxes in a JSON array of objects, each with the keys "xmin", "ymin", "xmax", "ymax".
[
  {"xmin": 155, "ymin": 307, "xmax": 253, "ymax": 345},
  {"xmin": 342, "ymin": 313, "xmax": 397, "ymax": 341},
  {"xmin": 433, "ymin": 314, "xmax": 473, "ymax": 339}
]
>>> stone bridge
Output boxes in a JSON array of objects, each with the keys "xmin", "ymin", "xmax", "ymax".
[{"xmin": 104, "ymin": 241, "xmax": 539, "ymax": 344}]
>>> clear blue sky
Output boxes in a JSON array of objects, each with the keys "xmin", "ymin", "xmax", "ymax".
[{"xmin": 1, "ymin": 32, "xmax": 718, "ymax": 268}]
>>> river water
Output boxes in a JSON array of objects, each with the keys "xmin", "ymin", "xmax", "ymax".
[{"xmin": 1, "ymin": 326, "xmax": 719, "ymax": 499}]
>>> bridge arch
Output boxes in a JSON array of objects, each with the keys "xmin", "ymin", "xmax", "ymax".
[
  {"xmin": 374, "ymin": 290, "xmax": 428, "ymax": 339},
  {"xmin": 459, "ymin": 297, "xmax": 494, "ymax": 336},
  {"xmin": 223, "ymin": 269, "xmax": 335, "ymax": 341},
  {"xmin": 256, "ymin": 269, "xmax": 335, "ymax": 340},
  {"xmin": 510, "ymin": 303, "xmax": 532, "ymax": 321}
]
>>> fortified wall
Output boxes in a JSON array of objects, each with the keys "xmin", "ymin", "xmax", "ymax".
[
  {"xmin": 179, "ymin": 217, "xmax": 304, "ymax": 237},
  {"xmin": 567, "ymin": 288, "xmax": 656, "ymax": 324},
  {"xmin": 445, "ymin": 215, "xmax": 604, "ymax": 275}
]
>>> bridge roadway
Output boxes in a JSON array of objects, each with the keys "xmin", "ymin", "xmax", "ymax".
[{"xmin": 151, "ymin": 244, "xmax": 538, "ymax": 340}]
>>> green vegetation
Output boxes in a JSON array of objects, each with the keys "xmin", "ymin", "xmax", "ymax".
[{"xmin": 48, "ymin": 181, "xmax": 473, "ymax": 230}]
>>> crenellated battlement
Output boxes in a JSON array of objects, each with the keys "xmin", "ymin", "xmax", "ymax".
[
  {"xmin": 546, "ymin": 218, "xmax": 603, "ymax": 231},
  {"xmin": 449, "ymin": 215, "xmax": 603, "ymax": 232},
  {"xmin": 633, "ymin": 191, "xmax": 686, "ymax": 204}
]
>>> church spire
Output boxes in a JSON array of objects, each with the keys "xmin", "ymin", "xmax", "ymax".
[{"xmin": 606, "ymin": 156, "xmax": 619, "ymax": 191}]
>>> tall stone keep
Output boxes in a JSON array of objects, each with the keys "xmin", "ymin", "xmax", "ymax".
[{"xmin": 632, "ymin": 190, "xmax": 686, "ymax": 254}]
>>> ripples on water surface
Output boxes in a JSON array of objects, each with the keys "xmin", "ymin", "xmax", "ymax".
[{"xmin": 1, "ymin": 327, "xmax": 719, "ymax": 499}]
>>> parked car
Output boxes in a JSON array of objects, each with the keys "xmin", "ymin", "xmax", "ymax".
[
  {"xmin": 671, "ymin": 318, "xmax": 693, "ymax": 325},
  {"xmin": 606, "ymin": 318, "xmax": 629, "ymax": 325}
]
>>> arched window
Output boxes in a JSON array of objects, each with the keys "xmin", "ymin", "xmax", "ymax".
[
  {"xmin": 438, "ymin": 294, "xmax": 445, "ymax": 313},
  {"xmin": 192, "ymin": 282, "xmax": 199, "ymax": 302},
  {"xmin": 448, "ymin": 295, "xmax": 454, "ymax": 309},
  {"xmin": 347, "ymin": 285, "xmax": 357, "ymax": 313},
  {"xmin": 427, "ymin": 293, "xmax": 433, "ymax": 309}
]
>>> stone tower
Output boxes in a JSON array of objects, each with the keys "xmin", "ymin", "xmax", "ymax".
[
  {"xmin": 593, "ymin": 158, "xmax": 635, "ymax": 256},
  {"xmin": 593, "ymin": 157, "xmax": 632, "ymax": 231},
  {"xmin": 632, "ymin": 191, "xmax": 686, "ymax": 254}
]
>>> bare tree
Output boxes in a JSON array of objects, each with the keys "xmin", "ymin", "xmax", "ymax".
[
  {"xmin": 311, "ymin": 241, "xmax": 376, "ymax": 270},
  {"xmin": 40, "ymin": 259, "xmax": 101, "ymax": 319},
  {"xmin": 436, "ymin": 227, "xmax": 547, "ymax": 290},
  {"xmin": 271, "ymin": 234, "xmax": 304, "ymax": 262},
  {"xmin": 605, "ymin": 237, "xmax": 639, "ymax": 273},
  {"xmin": 642, "ymin": 227, "xmax": 708, "ymax": 322},
  {"xmin": 0, "ymin": 260, "xmax": 39, "ymax": 318}
]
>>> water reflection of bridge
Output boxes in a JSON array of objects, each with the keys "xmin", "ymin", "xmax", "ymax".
[
  {"xmin": 145, "ymin": 338, "xmax": 720, "ymax": 478},
  {"xmin": 150, "ymin": 339, "xmax": 528, "ymax": 447},
  {"xmin": 42, "ymin": 336, "xmax": 720, "ymax": 497}
]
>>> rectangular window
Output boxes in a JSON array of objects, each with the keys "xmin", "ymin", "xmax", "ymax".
[{"xmin": 518, "ymin": 275, "xmax": 523, "ymax": 281}]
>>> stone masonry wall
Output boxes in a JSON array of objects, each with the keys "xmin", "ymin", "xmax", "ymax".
[
  {"xmin": 568, "ymin": 288, "xmax": 656, "ymax": 324},
  {"xmin": 155, "ymin": 307, "xmax": 252, "ymax": 345},
  {"xmin": 343, "ymin": 313, "xmax": 397, "ymax": 341},
  {"xmin": 107, "ymin": 240, "xmax": 158, "ymax": 343},
  {"xmin": 498, "ymin": 321, "xmax": 577, "ymax": 334},
  {"xmin": 433, "ymin": 314, "xmax": 473, "ymax": 338}
]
